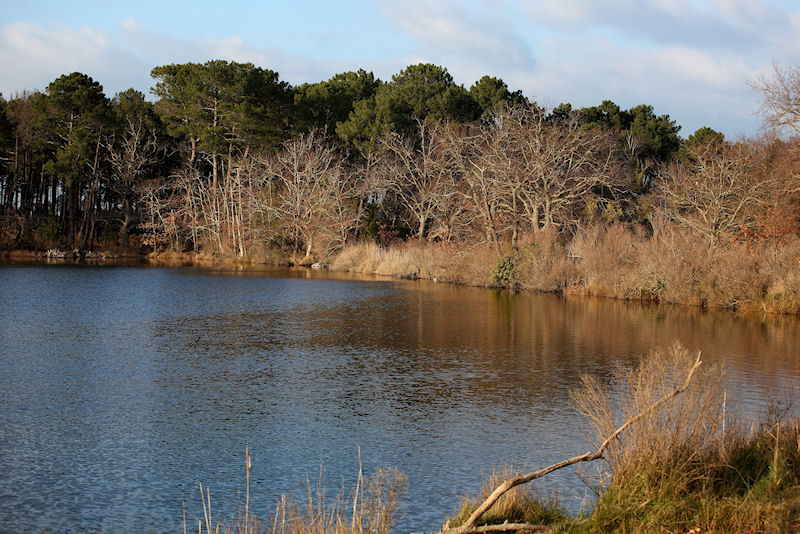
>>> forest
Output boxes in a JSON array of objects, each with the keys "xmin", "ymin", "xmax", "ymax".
[{"xmin": 1, "ymin": 61, "xmax": 799, "ymax": 311}]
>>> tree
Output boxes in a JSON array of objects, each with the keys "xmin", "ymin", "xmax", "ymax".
[
  {"xmin": 678, "ymin": 127, "xmax": 725, "ymax": 162},
  {"xmin": 502, "ymin": 107, "xmax": 619, "ymax": 232},
  {"xmin": 752, "ymin": 62, "xmax": 800, "ymax": 136},
  {"xmin": 151, "ymin": 60, "xmax": 291, "ymax": 181},
  {"xmin": 656, "ymin": 140, "xmax": 773, "ymax": 244},
  {"xmin": 38, "ymin": 72, "xmax": 111, "ymax": 248},
  {"xmin": 0, "ymin": 96, "xmax": 16, "ymax": 207},
  {"xmin": 150, "ymin": 60, "xmax": 292, "ymax": 253},
  {"xmin": 269, "ymin": 131, "xmax": 342, "ymax": 258},
  {"xmin": 469, "ymin": 75, "xmax": 526, "ymax": 114},
  {"xmin": 382, "ymin": 120, "xmax": 458, "ymax": 241},
  {"xmin": 449, "ymin": 117, "xmax": 518, "ymax": 246},
  {"xmin": 294, "ymin": 69, "xmax": 381, "ymax": 135},
  {"xmin": 578, "ymin": 101, "xmax": 680, "ymax": 192},
  {"xmin": 105, "ymin": 89, "xmax": 167, "ymax": 240},
  {"xmin": 337, "ymin": 63, "xmax": 480, "ymax": 152}
]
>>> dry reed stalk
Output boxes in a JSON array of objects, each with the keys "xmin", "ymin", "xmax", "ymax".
[{"xmin": 441, "ymin": 348, "xmax": 703, "ymax": 534}]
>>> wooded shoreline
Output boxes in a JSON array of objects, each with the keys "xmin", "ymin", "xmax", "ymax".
[
  {"xmin": 4, "ymin": 227, "xmax": 799, "ymax": 317},
  {"xmin": 2, "ymin": 61, "xmax": 799, "ymax": 318}
]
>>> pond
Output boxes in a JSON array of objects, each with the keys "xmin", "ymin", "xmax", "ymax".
[{"xmin": 0, "ymin": 263, "xmax": 798, "ymax": 532}]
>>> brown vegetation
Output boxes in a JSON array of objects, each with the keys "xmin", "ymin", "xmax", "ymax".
[
  {"xmin": 4, "ymin": 63, "xmax": 800, "ymax": 316},
  {"xmin": 443, "ymin": 343, "xmax": 800, "ymax": 533},
  {"xmin": 189, "ymin": 453, "xmax": 406, "ymax": 534},
  {"xmin": 332, "ymin": 222, "xmax": 800, "ymax": 314}
]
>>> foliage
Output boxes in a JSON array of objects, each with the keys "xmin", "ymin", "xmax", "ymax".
[
  {"xmin": 469, "ymin": 75, "xmax": 527, "ymax": 114},
  {"xmin": 337, "ymin": 63, "xmax": 480, "ymax": 152},
  {"xmin": 489, "ymin": 248, "xmax": 522, "ymax": 288},
  {"xmin": 577, "ymin": 100, "xmax": 681, "ymax": 192},
  {"xmin": 294, "ymin": 69, "xmax": 380, "ymax": 135}
]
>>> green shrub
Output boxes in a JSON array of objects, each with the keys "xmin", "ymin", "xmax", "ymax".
[{"xmin": 490, "ymin": 249, "xmax": 521, "ymax": 288}]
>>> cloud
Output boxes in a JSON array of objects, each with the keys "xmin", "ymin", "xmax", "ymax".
[
  {"xmin": 0, "ymin": 19, "xmax": 367, "ymax": 98},
  {"xmin": 517, "ymin": 0, "xmax": 790, "ymax": 51},
  {"xmin": 503, "ymin": 32, "xmax": 761, "ymax": 135},
  {"xmin": 117, "ymin": 19, "xmax": 361, "ymax": 87},
  {"xmin": 0, "ymin": 21, "xmax": 149, "ymax": 97},
  {"xmin": 378, "ymin": 0, "xmax": 534, "ymax": 77}
]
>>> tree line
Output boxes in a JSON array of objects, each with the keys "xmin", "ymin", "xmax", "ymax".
[{"xmin": 0, "ymin": 60, "xmax": 797, "ymax": 258}]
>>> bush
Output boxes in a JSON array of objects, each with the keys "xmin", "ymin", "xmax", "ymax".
[{"xmin": 489, "ymin": 249, "xmax": 521, "ymax": 289}]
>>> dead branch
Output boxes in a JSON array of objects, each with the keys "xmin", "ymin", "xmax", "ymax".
[
  {"xmin": 440, "ymin": 353, "xmax": 702, "ymax": 534},
  {"xmin": 452, "ymin": 522, "xmax": 549, "ymax": 532}
]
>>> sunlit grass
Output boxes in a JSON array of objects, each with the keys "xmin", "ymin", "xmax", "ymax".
[
  {"xmin": 188, "ymin": 451, "xmax": 406, "ymax": 534},
  {"xmin": 445, "ymin": 343, "xmax": 800, "ymax": 533}
]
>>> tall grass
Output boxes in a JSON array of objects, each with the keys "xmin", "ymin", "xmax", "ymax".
[
  {"xmin": 188, "ymin": 457, "xmax": 406, "ymax": 534},
  {"xmin": 331, "ymin": 223, "xmax": 800, "ymax": 315},
  {"xmin": 445, "ymin": 343, "xmax": 800, "ymax": 533},
  {"xmin": 574, "ymin": 343, "xmax": 800, "ymax": 532},
  {"xmin": 331, "ymin": 240, "xmax": 499, "ymax": 285}
]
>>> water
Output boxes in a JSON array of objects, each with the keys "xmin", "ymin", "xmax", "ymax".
[{"xmin": 0, "ymin": 263, "xmax": 798, "ymax": 533}]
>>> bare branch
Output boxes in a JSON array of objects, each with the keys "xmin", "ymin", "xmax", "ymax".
[{"xmin": 440, "ymin": 352, "xmax": 702, "ymax": 534}]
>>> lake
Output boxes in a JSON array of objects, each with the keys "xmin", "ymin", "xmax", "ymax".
[{"xmin": 0, "ymin": 263, "xmax": 798, "ymax": 533}]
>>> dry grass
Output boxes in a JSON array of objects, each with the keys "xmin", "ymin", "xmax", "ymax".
[
  {"xmin": 447, "ymin": 467, "xmax": 568, "ymax": 530},
  {"xmin": 442, "ymin": 343, "xmax": 800, "ymax": 533},
  {"xmin": 331, "ymin": 240, "xmax": 498, "ymax": 286},
  {"xmin": 514, "ymin": 228, "xmax": 575, "ymax": 293},
  {"xmin": 571, "ymin": 342, "xmax": 726, "ymax": 480},
  {"xmin": 562, "ymin": 224, "xmax": 800, "ymax": 313},
  {"xmin": 332, "ymin": 224, "xmax": 800, "ymax": 315},
  {"xmin": 188, "ymin": 452, "xmax": 406, "ymax": 534},
  {"xmin": 573, "ymin": 343, "xmax": 800, "ymax": 533}
]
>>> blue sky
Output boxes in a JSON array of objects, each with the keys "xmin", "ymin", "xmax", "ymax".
[{"xmin": 2, "ymin": 0, "xmax": 799, "ymax": 137}]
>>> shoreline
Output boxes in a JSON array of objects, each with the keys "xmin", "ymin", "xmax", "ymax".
[{"xmin": 3, "ymin": 241, "xmax": 800, "ymax": 318}]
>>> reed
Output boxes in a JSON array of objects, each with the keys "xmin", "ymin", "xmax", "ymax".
[
  {"xmin": 188, "ymin": 455, "xmax": 406, "ymax": 534},
  {"xmin": 445, "ymin": 343, "xmax": 800, "ymax": 533}
]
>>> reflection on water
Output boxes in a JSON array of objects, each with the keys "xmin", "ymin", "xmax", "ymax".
[{"xmin": 0, "ymin": 263, "xmax": 798, "ymax": 533}]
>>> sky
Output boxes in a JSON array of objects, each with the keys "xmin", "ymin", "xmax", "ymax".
[{"xmin": 2, "ymin": 0, "xmax": 799, "ymax": 138}]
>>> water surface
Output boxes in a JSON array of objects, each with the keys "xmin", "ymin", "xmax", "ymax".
[{"xmin": 0, "ymin": 264, "xmax": 798, "ymax": 532}]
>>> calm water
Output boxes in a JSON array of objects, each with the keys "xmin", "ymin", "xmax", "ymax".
[{"xmin": 0, "ymin": 263, "xmax": 798, "ymax": 533}]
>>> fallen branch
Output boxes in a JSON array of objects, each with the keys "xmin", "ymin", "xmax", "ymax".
[{"xmin": 440, "ymin": 352, "xmax": 703, "ymax": 534}]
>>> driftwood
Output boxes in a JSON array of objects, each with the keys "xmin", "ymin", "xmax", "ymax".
[{"xmin": 439, "ymin": 353, "xmax": 703, "ymax": 534}]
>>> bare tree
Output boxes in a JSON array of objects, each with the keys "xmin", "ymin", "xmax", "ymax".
[
  {"xmin": 752, "ymin": 63, "xmax": 800, "ymax": 137},
  {"xmin": 270, "ymin": 131, "xmax": 341, "ymax": 258},
  {"xmin": 105, "ymin": 119, "xmax": 164, "ymax": 240},
  {"xmin": 507, "ymin": 108, "xmax": 617, "ymax": 231},
  {"xmin": 449, "ymin": 121, "xmax": 513, "ymax": 247},
  {"xmin": 655, "ymin": 140, "xmax": 774, "ymax": 245},
  {"xmin": 382, "ymin": 120, "xmax": 458, "ymax": 242}
]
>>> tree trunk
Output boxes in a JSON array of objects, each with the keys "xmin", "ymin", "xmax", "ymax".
[{"xmin": 418, "ymin": 214, "xmax": 427, "ymax": 242}]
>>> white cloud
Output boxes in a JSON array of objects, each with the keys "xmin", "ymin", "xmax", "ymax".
[
  {"xmin": 503, "ymin": 32, "xmax": 762, "ymax": 135},
  {"xmin": 518, "ymin": 0, "xmax": 783, "ymax": 51},
  {"xmin": 117, "ymin": 20, "xmax": 356, "ymax": 87},
  {"xmin": 0, "ymin": 19, "xmax": 363, "ymax": 98},
  {"xmin": 0, "ymin": 21, "xmax": 148, "ymax": 97},
  {"xmin": 379, "ymin": 0, "xmax": 534, "ymax": 76}
]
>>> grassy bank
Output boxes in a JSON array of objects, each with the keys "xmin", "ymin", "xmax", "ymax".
[
  {"xmin": 331, "ymin": 225, "xmax": 800, "ymax": 315},
  {"xmin": 447, "ymin": 344, "xmax": 800, "ymax": 533},
  {"xmin": 192, "ymin": 344, "xmax": 800, "ymax": 533}
]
